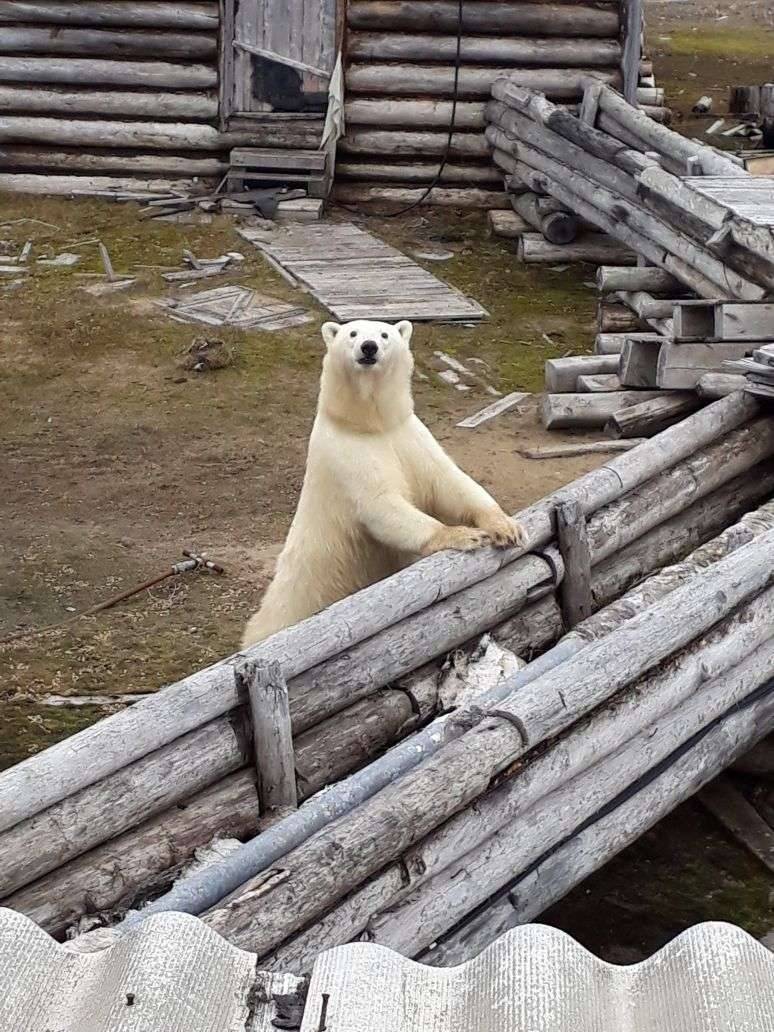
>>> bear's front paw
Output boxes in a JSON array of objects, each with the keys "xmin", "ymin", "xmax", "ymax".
[
  {"xmin": 421, "ymin": 525, "xmax": 491, "ymax": 556},
  {"xmin": 476, "ymin": 510, "xmax": 527, "ymax": 549}
]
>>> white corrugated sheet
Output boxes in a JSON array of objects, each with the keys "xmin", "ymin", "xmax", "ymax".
[
  {"xmin": 1, "ymin": 909, "xmax": 773, "ymax": 1031},
  {"xmin": 302, "ymin": 923, "xmax": 774, "ymax": 1032}
]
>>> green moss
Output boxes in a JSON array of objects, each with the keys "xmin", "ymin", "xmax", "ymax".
[{"xmin": 664, "ymin": 28, "xmax": 774, "ymax": 60}]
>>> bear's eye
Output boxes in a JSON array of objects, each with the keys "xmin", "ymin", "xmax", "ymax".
[
  {"xmin": 381, "ymin": 332, "xmax": 388, "ymax": 340},
  {"xmin": 350, "ymin": 330, "xmax": 357, "ymax": 339}
]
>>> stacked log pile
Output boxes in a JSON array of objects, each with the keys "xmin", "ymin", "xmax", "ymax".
[
  {"xmin": 2, "ymin": 397, "xmax": 774, "ymax": 971},
  {"xmin": 484, "ymin": 82, "xmax": 774, "ymax": 431},
  {"xmin": 335, "ymin": 0, "xmax": 666, "ymax": 209}
]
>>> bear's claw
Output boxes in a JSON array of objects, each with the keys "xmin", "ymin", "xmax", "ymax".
[
  {"xmin": 422, "ymin": 525, "xmax": 491, "ymax": 555},
  {"xmin": 476, "ymin": 512, "xmax": 527, "ymax": 550}
]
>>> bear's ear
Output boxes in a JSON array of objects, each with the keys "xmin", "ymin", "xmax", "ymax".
[
  {"xmin": 395, "ymin": 320, "xmax": 413, "ymax": 345},
  {"xmin": 321, "ymin": 322, "xmax": 341, "ymax": 348}
]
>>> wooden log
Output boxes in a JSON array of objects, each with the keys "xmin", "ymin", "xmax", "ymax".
[
  {"xmin": 0, "ymin": 116, "xmax": 282, "ymax": 152},
  {"xmin": 241, "ymin": 660, "xmax": 298, "ymax": 816},
  {"xmin": 346, "ymin": 2, "xmax": 620, "ymax": 38},
  {"xmin": 0, "ymin": 148, "xmax": 226, "ymax": 177},
  {"xmin": 0, "ymin": 86, "xmax": 218, "ymax": 121},
  {"xmin": 0, "ymin": 56, "xmax": 217, "ymax": 89},
  {"xmin": 556, "ymin": 501, "xmax": 592, "ymax": 628},
  {"xmin": 619, "ymin": 335, "xmax": 662, "ymax": 388},
  {"xmin": 345, "ymin": 99, "xmax": 486, "ymax": 130},
  {"xmin": 0, "ymin": 2, "xmax": 219, "ymax": 29},
  {"xmin": 657, "ymin": 341, "xmax": 755, "ymax": 391},
  {"xmin": 577, "ymin": 373, "xmax": 623, "ymax": 391},
  {"xmin": 615, "ymin": 290, "xmax": 674, "ymax": 335},
  {"xmin": 598, "ymin": 304, "xmax": 648, "ymax": 334},
  {"xmin": 729, "ymin": 86, "xmax": 761, "ymax": 116},
  {"xmin": 488, "ymin": 210, "xmax": 530, "ymax": 239},
  {"xmin": 544, "ymin": 355, "xmax": 620, "ymax": 393},
  {"xmin": 264, "ymin": 493, "xmax": 774, "ymax": 972},
  {"xmin": 347, "ymin": 33, "xmax": 621, "ymax": 66},
  {"xmin": 699, "ymin": 776, "xmax": 774, "ymax": 875},
  {"xmin": 0, "ymin": 27, "xmax": 217, "ymax": 60},
  {"xmin": 0, "ymin": 395, "xmax": 757, "ymax": 838},
  {"xmin": 0, "ymin": 173, "xmax": 198, "ymax": 196},
  {"xmin": 518, "ymin": 440, "xmax": 643, "ymax": 459},
  {"xmin": 204, "ymin": 532, "xmax": 774, "ymax": 954},
  {"xmin": 421, "ymin": 636, "xmax": 774, "ymax": 965},
  {"xmin": 510, "ymin": 191, "xmax": 578, "ymax": 245},
  {"xmin": 518, "ymin": 233, "xmax": 635, "ymax": 264},
  {"xmin": 606, "ymin": 394, "xmax": 701, "ymax": 438},
  {"xmin": 595, "ymin": 333, "xmax": 628, "ymax": 354},
  {"xmin": 620, "ymin": 0, "xmax": 643, "ymax": 104},
  {"xmin": 596, "ymin": 85, "xmax": 742, "ymax": 176},
  {"xmin": 715, "ymin": 302, "xmax": 774, "ymax": 342},
  {"xmin": 333, "ymin": 185, "xmax": 507, "ymax": 210},
  {"xmin": 370, "ymin": 603, "xmax": 774, "ymax": 960},
  {"xmin": 542, "ymin": 390, "xmax": 663, "ymax": 430},
  {"xmin": 696, "ymin": 373, "xmax": 748, "ymax": 400},
  {"xmin": 339, "ymin": 130, "xmax": 488, "ymax": 157},
  {"xmin": 346, "ymin": 64, "xmax": 622, "ymax": 99},
  {"xmin": 338, "ymin": 161, "xmax": 502, "ymax": 185},
  {"xmin": 596, "ymin": 265, "xmax": 684, "ymax": 294}
]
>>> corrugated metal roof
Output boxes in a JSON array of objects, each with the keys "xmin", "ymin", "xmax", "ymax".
[
  {"xmin": 302, "ymin": 923, "xmax": 774, "ymax": 1032},
  {"xmin": 1, "ymin": 909, "xmax": 773, "ymax": 1031}
]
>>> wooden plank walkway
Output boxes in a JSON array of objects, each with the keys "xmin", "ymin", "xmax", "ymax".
[{"xmin": 239, "ymin": 222, "xmax": 487, "ymax": 323}]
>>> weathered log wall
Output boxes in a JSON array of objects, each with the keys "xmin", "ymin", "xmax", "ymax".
[
  {"xmin": 0, "ymin": 1, "xmax": 229, "ymax": 191},
  {"xmin": 338, "ymin": 0, "xmax": 655, "ymax": 209}
]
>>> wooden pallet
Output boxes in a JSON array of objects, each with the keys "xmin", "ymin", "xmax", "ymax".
[
  {"xmin": 228, "ymin": 147, "xmax": 331, "ymax": 198},
  {"xmin": 239, "ymin": 222, "xmax": 488, "ymax": 323}
]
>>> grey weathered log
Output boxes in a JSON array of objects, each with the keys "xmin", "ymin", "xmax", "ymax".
[
  {"xmin": 264, "ymin": 495, "xmax": 774, "ymax": 971},
  {"xmin": 488, "ymin": 210, "xmax": 530, "ymax": 238},
  {"xmin": 0, "ymin": 87, "xmax": 218, "ymax": 121},
  {"xmin": 346, "ymin": 2, "xmax": 620, "ymax": 37},
  {"xmin": 240, "ymin": 660, "xmax": 298, "ymax": 816},
  {"xmin": 0, "ymin": 56, "xmax": 217, "ymax": 89},
  {"xmin": 0, "ymin": 1, "xmax": 219, "ymax": 29},
  {"xmin": 614, "ymin": 290, "xmax": 673, "ymax": 336},
  {"xmin": 518, "ymin": 440, "xmax": 644, "ymax": 459},
  {"xmin": 345, "ymin": 98, "xmax": 487, "ymax": 130},
  {"xmin": 333, "ymin": 184, "xmax": 507, "ymax": 209},
  {"xmin": 0, "ymin": 147, "xmax": 226, "ymax": 176},
  {"xmin": 729, "ymin": 86, "xmax": 761, "ymax": 115},
  {"xmin": 577, "ymin": 373, "xmax": 623, "ymax": 392},
  {"xmin": 0, "ymin": 173, "xmax": 195, "ymax": 196},
  {"xmin": 422, "ymin": 640, "xmax": 774, "ymax": 965},
  {"xmin": 0, "ymin": 395, "xmax": 757, "ymax": 837},
  {"xmin": 338, "ymin": 161, "xmax": 502, "ymax": 185},
  {"xmin": 518, "ymin": 232, "xmax": 634, "ymax": 264},
  {"xmin": 340, "ymin": 130, "xmax": 488, "ymax": 157},
  {"xmin": 596, "ymin": 84, "xmax": 742, "ymax": 176},
  {"xmin": 595, "ymin": 332, "xmax": 627, "ymax": 354},
  {"xmin": 509, "ymin": 190, "xmax": 578, "ymax": 244},
  {"xmin": 596, "ymin": 265, "xmax": 684, "ymax": 294},
  {"xmin": 606, "ymin": 394, "xmax": 701, "ymax": 439},
  {"xmin": 697, "ymin": 373, "xmax": 748, "ymax": 400},
  {"xmin": 597, "ymin": 302, "xmax": 648, "ymax": 334},
  {"xmin": 544, "ymin": 354, "xmax": 620, "ymax": 392},
  {"xmin": 347, "ymin": 33, "xmax": 621, "ymax": 66},
  {"xmin": 620, "ymin": 0, "xmax": 643, "ymax": 104},
  {"xmin": 0, "ymin": 26, "xmax": 216, "ymax": 59},
  {"xmin": 556, "ymin": 501, "xmax": 592, "ymax": 627},
  {"xmin": 542, "ymin": 390, "xmax": 663, "ymax": 430},
  {"xmin": 0, "ymin": 117, "xmax": 264, "ymax": 152},
  {"xmin": 657, "ymin": 341, "xmax": 755, "ymax": 391},
  {"xmin": 346, "ymin": 64, "xmax": 622, "ymax": 99},
  {"xmin": 203, "ymin": 531, "xmax": 774, "ymax": 954}
]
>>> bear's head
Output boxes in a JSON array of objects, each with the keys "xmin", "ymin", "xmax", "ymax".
[{"xmin": 321, "ymin": 319, "xmax": 413, "ymax": 376}]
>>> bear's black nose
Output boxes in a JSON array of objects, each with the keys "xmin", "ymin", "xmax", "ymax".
[{"xmin": 360, "ymin": 341, "xmax": 378, "ymax": 358}]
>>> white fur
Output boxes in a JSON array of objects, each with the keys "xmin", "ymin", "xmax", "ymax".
[{"xmin": 241, "ymin": 319, "xmax": 524, "ymax": 646}]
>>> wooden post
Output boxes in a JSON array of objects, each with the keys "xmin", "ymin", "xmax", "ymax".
[
  {"xmin": 556, "ymin": 501, "xmax": 592, "ymax": 628},
  {"xmin": 237, "ymin": 658, "xmax": 298, "ymax": 816},
  {"xmin": 620, "ymin": 0, "xmax": 643, "ymax": 105}
]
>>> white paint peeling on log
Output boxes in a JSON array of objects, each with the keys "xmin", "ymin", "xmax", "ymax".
[{"xmin": 0, "ymin": 396, "xmax": 758, "ymax": 838}]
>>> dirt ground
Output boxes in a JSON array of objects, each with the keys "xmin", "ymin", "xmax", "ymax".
[{"xmin": 1, "ymin": 0, "xmax": 773, "ymax": 962}]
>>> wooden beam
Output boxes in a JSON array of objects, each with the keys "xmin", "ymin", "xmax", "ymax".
[
  {"xmin": 606, "ymin": 394, "xmax": 701, "ymax": 438},
  {"xmin": 239, "ymin": 659, "xmax": 298, "ymax": 816},
  {"xmin": 556, "ymin": 501, "xmax": 593, "ymax": 628},
  {"xmin": 700, "ymin": 776, "xmax": 774, "ymax": 876}
]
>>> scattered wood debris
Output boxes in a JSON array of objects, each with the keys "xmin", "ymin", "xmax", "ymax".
[
  {"xmin": 178, "ymin": 338, "xmax": 234, "ymax": 373},
  {"xmin": 456, "ymin": 391, "xmax": 531, "ymax": 429},
  {"xmin": 155, "ymin": 285, "xmax": 313, "ymax": 331}
]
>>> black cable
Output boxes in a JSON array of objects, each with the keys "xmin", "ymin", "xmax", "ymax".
[{"xmin": 338, "ymin": 0, "xmax": 465, "ymax": 219}]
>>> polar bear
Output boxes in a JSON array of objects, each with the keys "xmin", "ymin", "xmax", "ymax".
[{"xmin": 241, "ymin": 319, "xmax": 525, "ymax": 647}]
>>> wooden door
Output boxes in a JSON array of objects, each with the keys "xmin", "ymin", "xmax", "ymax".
[{"xmin": 224, "ymin": 0, "xmax": 337, "ymax": 119}]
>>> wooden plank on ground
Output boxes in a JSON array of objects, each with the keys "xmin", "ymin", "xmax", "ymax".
[{"xmin": 699, "ymin": 775, "xmax": 774, "ymax": 876}]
